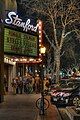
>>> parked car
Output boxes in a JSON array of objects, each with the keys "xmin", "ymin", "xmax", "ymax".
[{"xmin": 50, "ymin": 80, "xmax": 80, "ymax": 107}]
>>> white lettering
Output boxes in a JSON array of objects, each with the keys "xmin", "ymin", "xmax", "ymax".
[
  {"xmin": 5, "ymin": 12, "xmax": 16, "ymax": 24},
  {"xmin": 5, "ymin": 12, "xmax": 38, "ymax": 32},
  {"xmin": 12, "ymin": 15, "xmax": 22, "ymax": 25}
]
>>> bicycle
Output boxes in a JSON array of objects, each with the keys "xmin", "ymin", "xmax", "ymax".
[{"xmin": 36, "ymin": 97, "xmax": 49, "ymax": 110}]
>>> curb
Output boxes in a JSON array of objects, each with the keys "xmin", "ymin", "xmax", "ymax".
[
  {"xmin": 65, "ymin": 107, "xmax": 80, "ymax": 120},
  {"xmin": 53, "ymin": 105, "xmax": 62, "ymax": 120}
]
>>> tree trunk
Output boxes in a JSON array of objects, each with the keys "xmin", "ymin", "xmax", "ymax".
[{"xmin": 54, "ymin": 48, "xmax": 61, "ymax": 83}]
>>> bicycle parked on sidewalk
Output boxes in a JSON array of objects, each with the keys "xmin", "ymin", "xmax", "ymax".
[{"xmin": 36, "ymin": 96, "xmax": 49, "ymax": 115}]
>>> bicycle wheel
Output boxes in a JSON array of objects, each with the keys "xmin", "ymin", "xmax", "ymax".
[{"xmin": 36, "ymin": 97, "xmax": 49, "ymax": 110}]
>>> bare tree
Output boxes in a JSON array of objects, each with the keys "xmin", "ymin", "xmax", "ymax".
[{"xmin": 21, "ymin": 0, "xmax": 80, "ymax": 83}]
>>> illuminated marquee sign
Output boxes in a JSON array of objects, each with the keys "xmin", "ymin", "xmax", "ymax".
[
  {"xmin": 4, "ymin": 28, "xmax": 38, "ymax": 57},
  {"xmin": 5, "ymin": 12, "xmax": 38, "ymax": 32}
]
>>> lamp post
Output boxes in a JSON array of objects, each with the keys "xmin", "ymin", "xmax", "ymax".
[{"xmin": 39, "ymin": 46, "xmax": 46, "ymax": 115}]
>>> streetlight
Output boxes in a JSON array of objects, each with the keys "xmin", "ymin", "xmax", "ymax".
[{"xmin": 39, "ymin": 46, "xmax": 46, "ymax": 115}]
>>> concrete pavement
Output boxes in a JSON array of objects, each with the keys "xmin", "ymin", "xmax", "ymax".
[
  {"xmin": 0, "ymin": 93, "xmax": 62, "ymax": 120},
  {"xmin": 37, "ymin": 104, "xmax": 62, "ymax": 120}
]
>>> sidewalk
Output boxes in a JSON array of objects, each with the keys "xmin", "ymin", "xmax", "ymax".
[
  {"xmin": 0, "ymin": 94, "xmax": 62, "ymax": 120},
  {"xmin": 36, "ymin": 104, "xmax": 62, "ymax": 120}
]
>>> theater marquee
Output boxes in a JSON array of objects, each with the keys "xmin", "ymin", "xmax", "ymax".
[{"xmin": 4, "ymin": 28, "xmax": 38, "ymax": 57}]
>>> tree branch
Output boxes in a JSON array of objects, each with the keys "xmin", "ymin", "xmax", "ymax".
[
  {"xmin": 63, "ymin": 30, "xmax": 76, "ymax": 38},
  {"xmin": 60, "ymin": 51, "xmax": 65, "ymax": 57},
  {"xmin": 51, "ymin": 15, "xmax": 59, "ymax": 47},
  {"xmin": 43, "ymin": 30, "xmax": 56, "ymax": 50},
  {"xmin": 66, "ymin": 19, "xmax": 79, "ymax": 26}
]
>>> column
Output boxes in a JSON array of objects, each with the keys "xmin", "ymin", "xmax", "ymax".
[{"xmin": 0, "ymin": 0, "xmax": 5, "ymax": 102}]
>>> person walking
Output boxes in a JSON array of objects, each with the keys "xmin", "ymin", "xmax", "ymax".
[
  {"xmin": 34, "ymin": 74, "xmax": 41, "ymax": 93},
  {"xmin": 18, "ymin": 80, "xmax": 23, "ymax": 94},
  {"xmin": 11, "ymin": 78, "xmax": 17, "ymax": 95}
]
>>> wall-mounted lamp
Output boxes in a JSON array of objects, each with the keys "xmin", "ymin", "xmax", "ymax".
[{"xmin": 40, "ymin": 46, "xmax": 46, "ymax": 54}]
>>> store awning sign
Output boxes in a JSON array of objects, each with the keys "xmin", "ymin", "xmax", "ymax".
[{"xmin": 5, "ymin": 11, "xmax": 38, "ymax": 33}]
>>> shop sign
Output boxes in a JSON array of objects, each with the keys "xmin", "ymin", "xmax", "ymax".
[{"xmin": 5, "ymin": 11, "xmax": 38, "ymax": 32}]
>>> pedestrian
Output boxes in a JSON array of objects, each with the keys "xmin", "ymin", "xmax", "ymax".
[
  {"xmin": 15, "ymin": 77, "xmax": 19, "ymax": 94},
  {"xmin": 18, "ymin": 79, "xmax": 23, "ymax": 94},
  {"xmin": 4, "ymin": 75, "xmax": 8, "ymax": 94},
  {"xmin": 34, "ymin": 74, "xmax": 41, "ymax": 93},
  {"xmin": 11, "ymin": 78, "xmax": 17, "ymax": 95}
]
